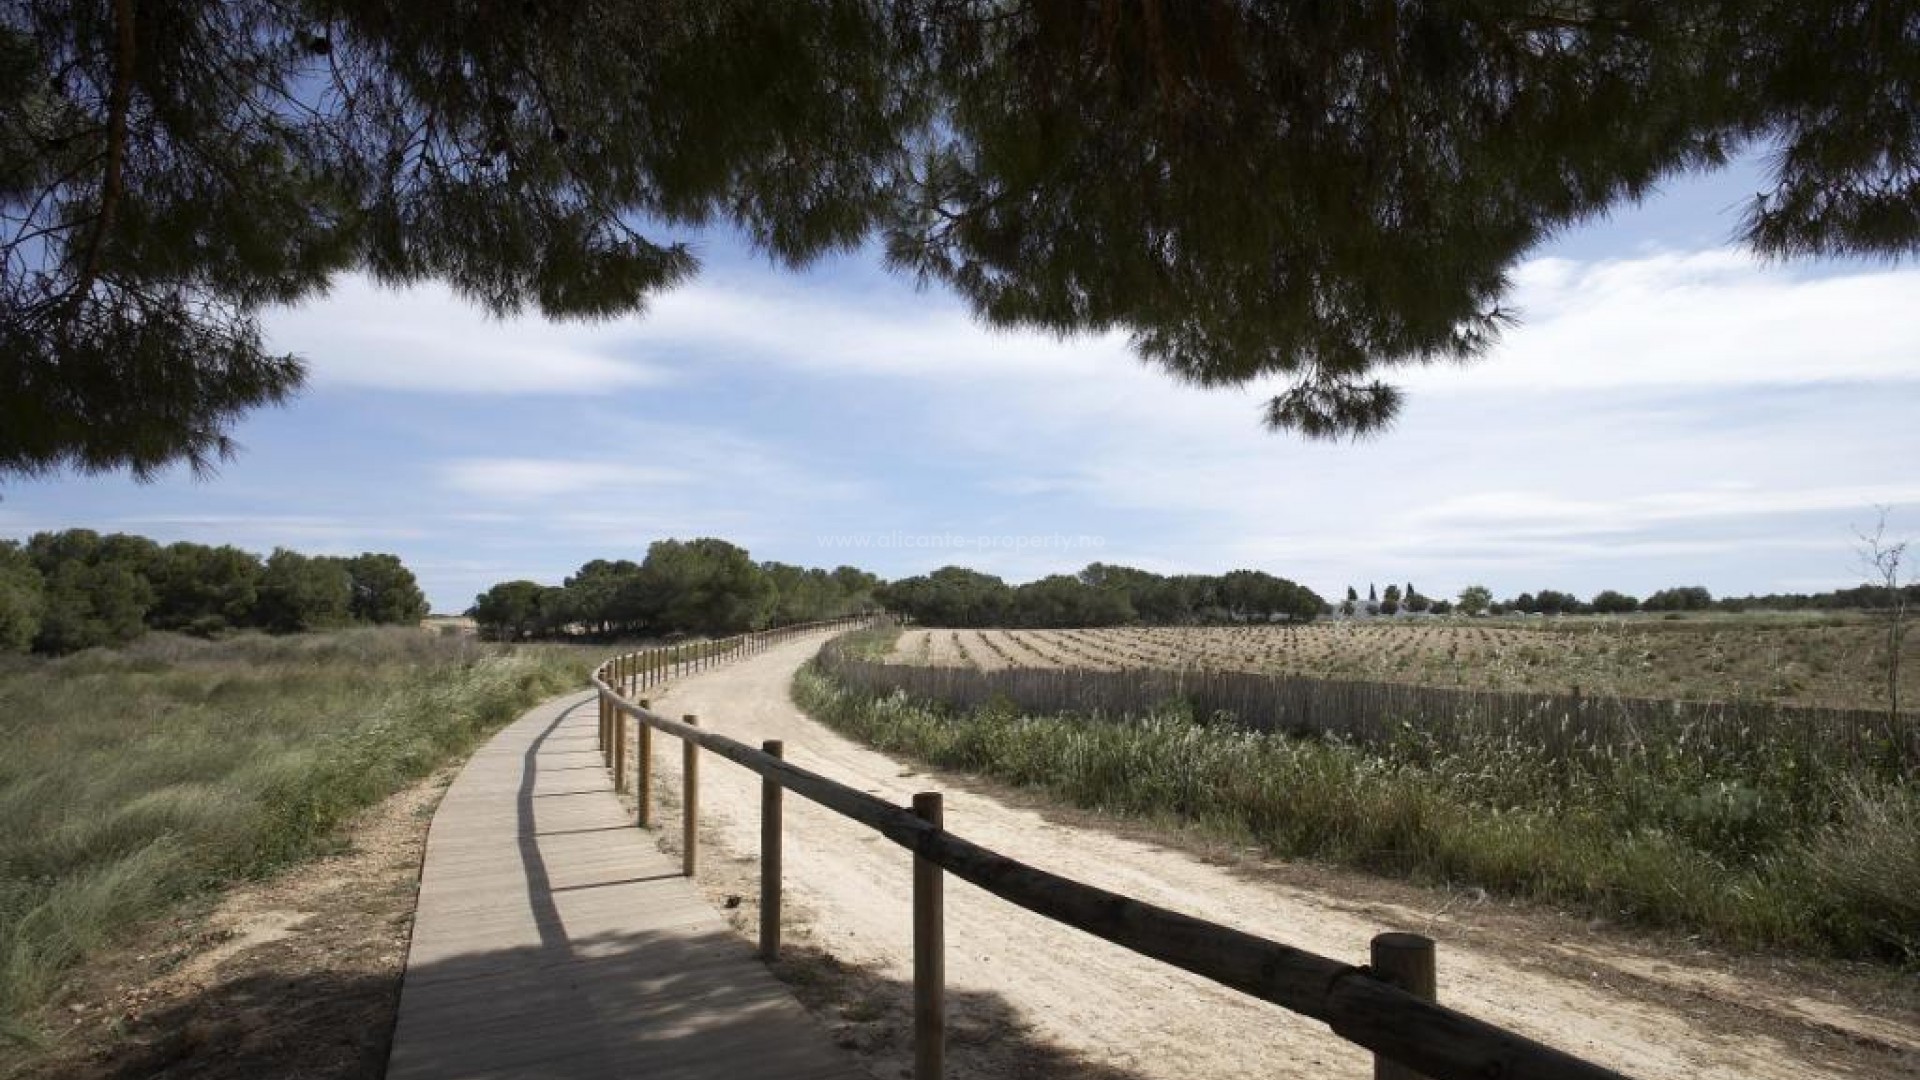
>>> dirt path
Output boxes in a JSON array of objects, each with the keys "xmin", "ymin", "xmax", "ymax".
[{"xmin": 641, "ymin": 633, "xmax": 1918, "ymax": 1080}]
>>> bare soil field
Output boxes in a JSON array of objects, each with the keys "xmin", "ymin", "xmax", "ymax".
[
  {"xmin": 887, "ymin": 617, "xmax": 1920, "ymax": 711},
  {"xmin": 638, "ymin": 635, "xmax": 1919, "ymax": 1080}
]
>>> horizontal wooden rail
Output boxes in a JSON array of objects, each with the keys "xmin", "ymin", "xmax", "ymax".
[{"xmin": 589, "ymin": 626, "xmax": 1632, "ymax": 1080}]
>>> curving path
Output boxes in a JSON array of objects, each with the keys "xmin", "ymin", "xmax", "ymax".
[
  {"xmin": 387, "ymin": 632, "xmax": 1914, "ymax": 1080},
  {"xmin": 637, "ymin": 634, "xmax": 1917, "ymax": 1080},
  {"xmin": 385, "ymin": 687, "xmax": 865, "ymax": 1080}
]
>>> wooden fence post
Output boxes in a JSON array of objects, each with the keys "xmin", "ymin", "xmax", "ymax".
[
  {"xmin": 599, "ymin": 692, "xmax": 610, "ymax": 764},
  {"xmin": 682, "ymin": 715, "xmax": 700, "ymax": 877},
  {"xmin": 1370, "ymin": 932, "xmax": 1437, "ymax": 1080},
  {"xmin": 760, "ymin": 739, "xmax": 784, "ymax": 960},
  {"xmin": 913, "ymin": 792, "xmax": 945, "ymax": 1080},
  {"xmin": 636, "ymin": 699, "xmax": 653, "ymax": 827},
  {"xmin": 613, "ymin": 696, "xmax": 627, "ymax": 793}
]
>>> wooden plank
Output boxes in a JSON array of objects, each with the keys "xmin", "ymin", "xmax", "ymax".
[{"xmin": 387, "ymin": 692, "xmax": 864, "ymax": 1080}]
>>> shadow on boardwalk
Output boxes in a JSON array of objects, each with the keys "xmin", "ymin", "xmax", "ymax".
[{"xmin": 27, "ymin": 933, "xmax": 1157, "ymax": 1080}]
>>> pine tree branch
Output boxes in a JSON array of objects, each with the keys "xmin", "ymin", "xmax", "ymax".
[{"xmin": 71, "ymin": 0, "xmax": 136, "ymax": 304}]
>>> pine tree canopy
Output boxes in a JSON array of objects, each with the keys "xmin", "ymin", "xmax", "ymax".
[{"xmin": 4, "ymin": 1, "xmax": 1915, "ymax": 478}]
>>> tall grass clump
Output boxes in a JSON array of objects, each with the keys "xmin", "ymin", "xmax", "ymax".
[
  {"xmin": 794, "ymin": 660, "xmax": 1920, "ymax": 965},
  {"xmin": 0, "ymin": 628, "xmax": 590, "ymax": 1038}
]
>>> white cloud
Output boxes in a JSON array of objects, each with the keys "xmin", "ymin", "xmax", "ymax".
[
  {"xmin": 269, "ymin": 246, "xmax": 1920, "ymax": 403},
  {"xmin": 1405, "ymin": 485, "xmax": 1920, "ymax": 538},
  {"xmin": 440, "ymin": 459, "xmax": 691, "ymax": 499},
  {"xmin": 435, "ymin": 426, "xmax": 870, "ymax": 527},
  {"xmin": 636, "ymin": 275, "xmax": 1128, "ymax": 381},
  {"xmin": 264, "ymin": 275, "xmax": 669, "ymax": 394},
  {"xmin": 1405, "ymin": 250, "xmax": 1920, "ymax": 392},
  {"xmin": 625, "ymin": 249, "xmax": 1920, "ymax": 398}
]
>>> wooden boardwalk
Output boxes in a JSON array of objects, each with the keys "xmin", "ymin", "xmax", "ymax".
[{"xmin": 387, "ymin": 690, "xmax": 865, "ymax": 1080}]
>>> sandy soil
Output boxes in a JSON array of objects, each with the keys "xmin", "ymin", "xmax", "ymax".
[
  {"xmin": 5, "ymin": 769, "xmax": 453, "ymax": 1080},
  {"xmin": 639, "ymin": 632, "xmax": 1919, "ymax": 1080}
]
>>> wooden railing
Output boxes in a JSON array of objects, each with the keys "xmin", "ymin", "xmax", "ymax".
[{"xmin": 590, "ymin": 623, "xmax": 1632, "ymax": 1080}]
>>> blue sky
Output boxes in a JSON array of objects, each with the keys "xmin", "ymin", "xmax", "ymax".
[{"xmin": 4, "ymin": 156, "xmax": 1917, "ymax": 613}]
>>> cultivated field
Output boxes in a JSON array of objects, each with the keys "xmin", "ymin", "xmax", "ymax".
[{"xmin": 888, "ymin": 616, "xmax": 1920, "ymax": 712}]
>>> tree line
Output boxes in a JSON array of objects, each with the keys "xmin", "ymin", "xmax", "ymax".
[
  {"xmin": 1452, "ymin": 585, "xmax": 1715, "ymax": 617},
  {"xmin": 469, "ymin": 539, "xmax": 882, "ymax": 641},
  {"xmin": 473, "ymin": 542, "xmax": 1920, "ymax": 640},
  {"xmin": 877, "ymin": 564, "xmax": 1327, "ymax": 628},
  {"xmin": 471, "ymin": 552, "xmax": 1328, "ymax": 639},
  {"xmin": 1441, "ymin": 582, "xmax": 1920, "ymax": 618},
  {"xmin": 0, "ymin": 530, "xmax": 428, "ymax": 654}
]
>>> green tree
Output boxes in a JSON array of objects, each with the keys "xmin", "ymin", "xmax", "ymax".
[
  {"xmin": 1535, "ymin": 589, "xmax": 1582, "ymax": 615},
  {"xmin": 1381, "ymin": 583, "xmax": 1402, "ymax": 616},
  {"xmin": 878, "ymin": 567, "xmax": 1012, "ymax": 627},
  {"xmin": 7, "ymin": 3, "xmax": 1920, "ymax": 476},
  {"xmin": 34, "ymin": 559, "xmax": 151, "ymax": 652},
  {"xmin": 764, "ymin": 562, "xmax": 834, "ymax": 625},
  {"xmin": 763, "ymin": 562, "xmax": 876, "ymax": 624},
  {"xmin": 1013, "ymin": 574, "xmax": 1134, "ymax": 627},
  {"xmin": 829, "ymin": 566, "xmax": 882, "ymax": 613},
  {"xmin": 635, "ymin": 539, "xmax": 772, "ymax": 635},
  {"xmin": 471, "ymin": 579, "xmax": 552, "ymax": 641},
  {"xmin": 25, "ymin": 529, "xmax": 155, "ymax": 651},
  {"xmin": 1644, "ymin": 586, "xmax": 1714, "ymax": 612},
  {"xmin": 345, "ymin": 553, "xmax": 429, "ymax": 625},
  {"xmin": 0, "ymin": 541, "xmax": 45, "ymax": 651},
  {"xmin": 1591, "ymin": 589, "xmax": 1640, "ymax": 614},
  {"xmin": 253, "ymin": 549, "xmax": 352, "ymax": 632},
  {"xmin": 1457, "ymin": 585, "xmax": 1493, "ymax": 617},
  {"xmin": 148, "ymin": 542, "xmax": 262, "ymax": 633},
  {"xmin": 557, "ymin": 559, "xmax": 644, "ymax": 635}
]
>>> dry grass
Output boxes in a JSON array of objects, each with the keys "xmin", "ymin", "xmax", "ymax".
[
  {"xmin": 805, "ymin": 627, "xmax": 1920, "ymax": 964},
  {"xmin": 0, "ymin": 629, "xmax": 591, "ymax": 1045}
]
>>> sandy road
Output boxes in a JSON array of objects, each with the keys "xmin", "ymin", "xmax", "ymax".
[{"xmin": 636, "ymin": 632, "xmax": 1916, "ymax": 1080}]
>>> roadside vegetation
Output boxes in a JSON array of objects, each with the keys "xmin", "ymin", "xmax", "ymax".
[
  {"xmin": 801, "ymin": 627, "xmax": 1918, "ymax": 965},
  {"xmin": 0, "ymin": 628, "xmax": 589, "ymax": 1042}
]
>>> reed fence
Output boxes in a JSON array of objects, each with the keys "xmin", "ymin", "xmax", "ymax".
[{"xmin": 818, "ymin": 643, "xmax": 1918, "ymax": 770}]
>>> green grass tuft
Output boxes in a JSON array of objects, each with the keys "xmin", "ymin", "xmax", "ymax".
[
  {"xmin": 794, "ymin": 662, "xmax": 1919, "ymax": 964},
  {"xmin": 0, "ymin": 628, "xmax": 590, "ymax": 1033}
]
